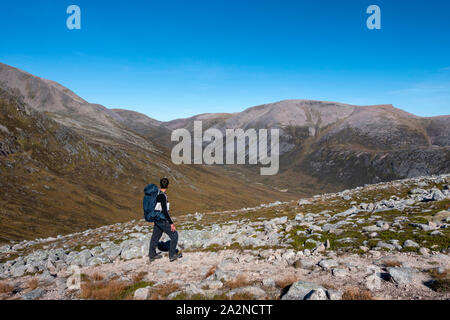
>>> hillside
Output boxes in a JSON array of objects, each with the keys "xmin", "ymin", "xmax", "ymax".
[
  {"xmin": 110, "ymin": 109, "xmax": 171, "ymax": 146},
  {"xmin": 163, "ymin": 100, "xmax": 450, "ymax": 192},
  {"xmin": 0, "ymin": 66, "xmax": 294, "ymax": 242},
  {"xmin": 1, "ymin": 61, "xmax": 449, "ymax": 242},
  {"xmin": 0, "ymin": 174, "xmax": 448, "ymax": 300}
]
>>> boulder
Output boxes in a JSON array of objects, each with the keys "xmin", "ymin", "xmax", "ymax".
[
  {"xmin": 134, "ymin": 287, "xmax": 150, "ymax": 300},
  {"xmin": 333, "ymin": 206, "xmax": 359, "ymax": 218},
  {"xmin": 363, "ymin": 225, "xmax": 381, "ymax": 232},
  {"xmin": 281, "ymin": 281, "xmax": 326, "ymax": 300},
  {"xmin": 11, "ymin": 265, "xmax": 27, "ymax": 278},
  {"xmin": 293, "ymin": 259, "xmax": 315, "ymax": 270},
  {"xmin": 70, "ymin": 249, "xmax": 93, "ymax": 267},
  {"xmin": 298, "ymin": 199, "xmax": 312, "ymax": 206},
  {"xmin": 47, "ymin": 248, "xmax": 67, "ymax": 263},
  {"xmin": 431, "ymin": 189, "xmax": 446, "ymax": 201},
  {"xmin": 312, "ymin": 243, "xmax": 325, "ymax": 254},
  {"xmin": 430, "ymin": 210, "xmax": 450, "ymax": 223},
  {"xmin": 376, "ymin": 221, "xmax": 390, "ymax": 230},
  {"xmin": 90, "ymin": 246, "xmax": 103, "ymax": 255},
  {"xmin": 209, "ymin": 267, "xmax": 236, "ymax": 282},
  {"xmin": 376, "ymin": 241, "xmax": 396, "ymax": 251},
  {"xmin": 38, "ymin": 271, "xmax": 57, "ymax": 286},
  {"xmin": 184, "ymin": 284, "xmax": 205, "ymax": 296},
  {"xmin": 0, "ymin": 245, "xmax": 11, "ymax": 254},
  {"xmin": 120, "ymin": 246, "xmax": 143, "ymax": 261},
  {"xmin": 87, "ymin": 255, "xmax": 111, "ymax": 266},
  {"xmin": 387, "ymin": 267, "xmax": 417, "ymax": 285},
  {"xmin": 282, "ymin": 251, "xmax": 297, "ymax": 265},
  {"xmin": 318, "ymin": 259, "xmax": 339, "ymax": 270},
  {"xmin": 365, "ymin": 273, "xmax": 381, "ymax": 291},
  {"xmin": 23, "ymin": 288, "xmax": 46, "ymax": 300},
  {"xmin": 326, "ymin": 289, "xmax": 343, "ymax": 300},
  {"xmin": 103, "ymin": 245, "xmax": 122, "ymax": 261},
  {"xmin": 403, "ymin": 240, "xmax": 419, "ymax": 248},
  {"xmin": 100, "ymin": 241, "xmax": 115, "ymax": 249},
  {"xmin": 332, "ymin": 268, "xmax": 348, "ymax": 278},
  {"xmin": 206, "ymin": 280, "xmax": 223, "ymax": 290},
  {"xmin": 305, "ymin": 288, "xmax": 328, "ymax": 300}
]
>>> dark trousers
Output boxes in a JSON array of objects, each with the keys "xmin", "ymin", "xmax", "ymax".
[{"xmin": 149, "ymin": 220, "xmax": 178, "ymax": 259}]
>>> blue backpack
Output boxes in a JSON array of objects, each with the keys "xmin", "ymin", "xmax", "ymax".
[{"xmin": 143, "ymin": 184, "xmax": 166, "ymax": 222}]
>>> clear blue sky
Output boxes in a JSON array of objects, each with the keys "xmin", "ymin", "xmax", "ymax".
[{"xmin": 1, "ymin": 0, "xmax": 449, "ymax": 121}]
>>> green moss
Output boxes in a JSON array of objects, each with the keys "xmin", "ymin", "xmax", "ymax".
[
  {"xmin": 113, "ymin": 239, "xmax": 122, "ymax": 245},
  {"xmin": 172, "ymin": 292, "xmax": 188, "ymax": 300},
  {"xmin": 410, "ymin": 217, "xmax": 429, "ymax": 224},
  {"xmin": 203, "ymin": 243, "xmax": 223, "ymax": 252},
  {"xmin": 401, "ymin": 246, "xmax": 419, "ymax": 253},
  {"xmin": 212, "ymin": 293, "xmax": 229, "ymax": 300}
]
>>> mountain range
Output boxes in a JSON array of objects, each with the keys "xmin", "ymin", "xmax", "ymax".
[{"xmin": 0, "ymin": 62, "xmax": 449, "ymax": 242}]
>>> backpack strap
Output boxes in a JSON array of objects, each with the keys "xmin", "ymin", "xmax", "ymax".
[
  {"xmin": 155, "ymin": 190, "xmax": 168, "ymax": 212},
  {"xmin": 158, "ymin": 189, "xmax": 167, "ymax": 200}
]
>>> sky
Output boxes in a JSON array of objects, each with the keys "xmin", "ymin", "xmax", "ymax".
[{"xmin": 0, "ymin": 0, "xmax": 449, "ymax": 121}]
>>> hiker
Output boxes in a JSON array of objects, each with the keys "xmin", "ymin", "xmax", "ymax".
[{"xmin": 144, "ymin": 178, "xmax": 182, "ymax": 262}]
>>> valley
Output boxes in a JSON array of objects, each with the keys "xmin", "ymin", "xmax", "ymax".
[{"xmin": 0, "ymin": 62, "xmax": 449, "ymax": 243}]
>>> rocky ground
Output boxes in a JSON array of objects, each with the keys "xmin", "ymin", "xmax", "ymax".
[{"xmin": 0, "ymin": 174, "xmax": 449, "ymax": 300}]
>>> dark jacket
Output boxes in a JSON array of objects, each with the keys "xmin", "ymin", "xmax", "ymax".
[{"xmin": 155, "ymin": 191, "xmax": 173, "ymax": 224}]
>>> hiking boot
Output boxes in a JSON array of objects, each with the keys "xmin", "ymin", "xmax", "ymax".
[
  {"xmin": 169, "ymin": 252, "xmax": 183, "ymax": 262},
  {"xmin": 149, "ymin": 253, "xmax": 163, "ymax": 263}
]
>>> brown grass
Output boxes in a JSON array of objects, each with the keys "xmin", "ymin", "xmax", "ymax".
[
  {"xmin": 342, "ymin": 288, "xmax": 373, "ymax": 300},
  {"xmin": 320, "ymin": 282, "xmax": 337, "ymax": 290},
  {"xmin": 228, "ymin": 292, "xmax": 256, "ymax": 300},
  {"xmin": 275, "ymin": 275, "xmax": 299, "ymax": 289},
  {"xmin": 429, "ymin": 268, "xmax": 449, "ymax": 280},
  {"xmin": 149, "ymin": 283, "xmax": 180, "ymax": 300},
  {"xmin": 224, "ymin": 274, "xmax": 251, "ymax": 289},
  {"xmin": 132, "ymin": 272, "xmax": 147, "ymax": 283},
  {"xmin": 91, "ymin": 272, "xmax": 104, "ymax": 282},
  {"xmin": 383, "ymin": 260, "xmax": 402, "ymax": 267},
  {"xmin": 203, "ymin": 265, "xmax": 217, "ymax": 279},
  {"xmin": 80, "ymin": 280, "xmax": 128, "ymax": 300},
  {"xmin": 0, "ymin": 282, "xmax": 14, "ymax": 294},
  {"xmin": 28, "ymin": 278, "xmax": 39, "ymax": 290}
]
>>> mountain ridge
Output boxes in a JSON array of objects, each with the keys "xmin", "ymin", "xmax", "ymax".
[
  {"xmin": 0, "ymin": 63, "xmax": 295, "ymax": 242},
  {"xmin": 1, "ymin": 62, "xmax": 449, "ymax": 241}
]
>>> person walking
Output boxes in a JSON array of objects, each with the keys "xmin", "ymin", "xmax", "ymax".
[{"xmin": 148, "ymin": 178, "xmax": 182, "ymax": 262}]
